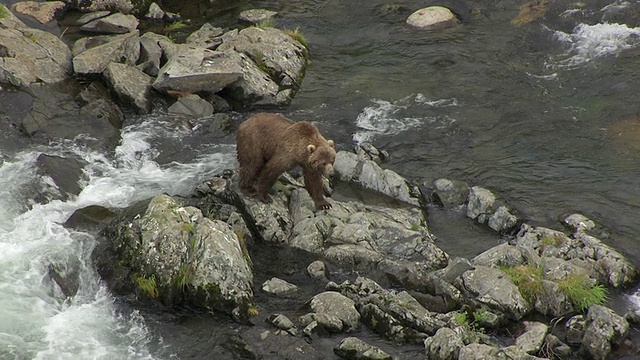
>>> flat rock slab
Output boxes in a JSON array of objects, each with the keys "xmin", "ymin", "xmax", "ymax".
[{"xmin": 11, "ymin": 1, "xmax": 66, "ymax": 24}]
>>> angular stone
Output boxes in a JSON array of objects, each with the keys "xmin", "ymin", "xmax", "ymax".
[
  {"xmin": 168, "ymin": 94, "xmax": 213, "ymax": 118},
  {"xmin": 72, "ymin": 31, "xmax": 140, "ymax": 74},
  {"xmin": 153, "ymin": 47, "xmax": 243, "ymax": 94},
  {"xmin": 11, "ymin": 1, "xmax": 66, "ymax": 24},
  {"xmin": 103, "ymin": 62, "xmax": 153, "ymax": 114}
]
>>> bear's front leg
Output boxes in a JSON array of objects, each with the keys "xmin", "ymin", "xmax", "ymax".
[
  {"xmin": 255, "ymin": 160, "xmax": 284, "ymax": 204},
  {"xmin": 303, "ymin": 168, "xmax": 332, "ymax": 211}
]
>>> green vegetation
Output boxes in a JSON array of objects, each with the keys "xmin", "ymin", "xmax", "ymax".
[
  {"xmin": 255, "ymin": 18, "xmax": 276, "ymax": 29},
  {"xmin": 252, "ymin": 50, "xmax": 270, "ymax": 74},
  {"xmin": 166, "ymin": 21, "xmax": 188, "ymax": 32},
  {"xmin": 558, "ymin": 274, "xmax": 607, "ymax": 312},
  {"xmin": 0, "ymin": 5, "xmax": 8, "ymax": 19},
  {"xmin": 472, "ymin": 307, "xmax": 493, "ymax": 325},
  {"xmin": 133, "ymin": 273, "xmax": 159, "ymax": 298},
  {"xmin": 501, "ymin": 264, "xmax": 544, "ymax": 303},
  {"xmin": 541, "ymin": 234, "xmax": 565, "ymax": 247},
  {"xmin": 284, "ymin": 28, "xmax": 309, "ymax": 49}
]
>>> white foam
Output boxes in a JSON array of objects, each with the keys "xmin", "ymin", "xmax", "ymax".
[
  {"xmin": 552, "ymin": 23, "xmax": 640, "ymax": 68},
  {"xmin": 353, "ymin": 94, "xmax": 458, "ymax": 144}
]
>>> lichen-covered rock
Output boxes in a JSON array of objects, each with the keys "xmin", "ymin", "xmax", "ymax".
[
  {"xmin": 95, "ymin": 194, "xmax": 254, "ymax": 314},
  {"xmin": 103, "ymin": 62, "xmax": 153, "ymax": 114},
  {"xmin": 424, "ymin": 327, "xmax": 464, "ymax": 360},
  {"xmin": 458, "ymin": 266, "xmax": 531, "ymax": 320},
  {"xmin": 0, "ymin": 9, "xmax": 72, "ymax": 87},
  {"xmin": 514, "ymin": 321, "xmax": 548, "ymax": 354},
  {"xmin": 580, "ymin": 305, "xmax": 629, "ymax": 360},
  {"xmin": 308, "ymin": 291, "xmax": 360, "ymax": 333},
  {"xmin": 72, "ymin": 31, "xmax": 140, "ymax": 75},
  {"xmin": 11, "ymin": 1, "xmax": 66, "ymax": 24},
  {"xmin": 334, "ymin": 337, "xmax": 391, "ymax": 360},
  {"xmin": 334, "ymin": 151, "xmax": 421, "ymax": 206}
]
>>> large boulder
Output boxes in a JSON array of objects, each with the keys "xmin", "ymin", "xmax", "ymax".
[
  {"xmin": 72, "ymin": 31, "xmax": 140, "ymax": 75},
  {"xmin": 95, "ymin": 194, "xmax": 255, "ymax": 314},
  {"xmin": 580, "ymin": 305, "xmax": 629, "ymax": 359},
  {"xmin": 0, "ymin": 7, "xmax": 72, "ymax": 87}
]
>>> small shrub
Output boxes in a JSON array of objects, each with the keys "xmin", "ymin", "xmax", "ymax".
[
  {"xmin": 255, "ymin": 18, "xmax": 276, "ymax": 29},
  {"xmin": 285, "ymin": 28, "xmax": 309, "ymax": 49},
  {"xmin": 501, "ymin": 264, "xmax": 544, "ymax": 304},
  {"xmin": 453, "ymin": 312, "xmax": 468, "ymax": 326},
  {"xmin": 133, "ymin": 274, "xmax": 159, "ymax": 298},
  {"xmin": 558, "ymin": 274, "xmax": 607, "ymax": 312},
  {"xmin": 166, "ymin": 21, "xmax": 188, "ymax": 32},
  {"xmin": 541, "ymin": 234, "xmax": 565, "ymax": 247}
]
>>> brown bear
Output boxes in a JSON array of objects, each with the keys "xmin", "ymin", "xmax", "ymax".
[{"xmin": 236, "ymin": 113, "xmax": 336, "ymax": 211}]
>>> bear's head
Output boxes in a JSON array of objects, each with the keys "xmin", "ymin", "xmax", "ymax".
[{"xmin": 307, "ymin": 140, "xmax": 336, "ymax": 177}]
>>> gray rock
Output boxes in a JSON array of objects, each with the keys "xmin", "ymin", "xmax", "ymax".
[
  {"xmin": 516, "ymin": 224, "xmax": 639, "ymax": 288},
  {"xmin": 544, "ymin": 334, "xmax": 572, "ymax": 358},
  {"xmin": 466, "ymin": 186, "xmax": 496, "ymax": 223},
  {"xmin": 238, "ymin": 9, "xmax": 278, "ymax": 25},
  {"xmin": 62, "ymin": 0, "xmax": 133, "ymax": 13},
  {"xmin": 0, "ymin": 17, "xmax": 72, "ymax": 86},
  {"xmin": 406, "ymin": 6, "xmax": 460, "ymax": 30},
  {"xmin": 472, "ymin": 243, "xmax": 527, "ymax": 268},
  {"xmin": 354, "ymin": 142, "xmax": 388, "ymax": 163},
  {"xmin": 430, "ymin": 178, "xmax": 470, "ymax": 208},
  {"xmin": 145, "ymin": 2, "xmax": 164, "ymax": 20},
  {"xmin": 95, "ymin": 194, "xmax": 254, "ymax": 313},
  {"xmin": 433, "ymin": 257, "xmax": 475, "ymax": 283},
  {"xmin": 80, "ymin": 97, "xmax": 124, "ymax": 129},
  {"xmin": 74, "ymin": 11, "xmax": 110, "ymax": 25},
  {"xmin": 306, "ymin": 260, "xmax": 329, "ymax": 281},
  {"xmin": 424, "ymin": 327, "xmax": 464, "ymax": 360},
  {"xmin": 138, "ymin": 32, "xmax": 169, "ymax": 77},
  {"xmin": 168, "ymin": 94, "xmax": 214, "ymax": 118},
  {"xmin": 334, "ymin": 337, "xmax": 391, "ymax": 360},
  {"xmin": 205, "ymin": 113, "xmax": 232, "ymax": 137},
  {"xmin": 487, "ymin": 205, "xmax": 518, "ymax": 234},
  {"xmin": 565, "ymin": 315, "xmax": 585, "ymax": 346},
  {"xmin": 266, "ymin": 313, "xmax": 298, "ymax": 335},
  {"xmin": 103, "ymin": 62, "xmax": 153, "ymax": 114},
  {"xmin": 563, "ymin": 213, "xmax": 596, "ymax": 233},
  {"xmin": 459, "ymin": 266, "xmax": 531, "ymax": 320},
  {"xmin": 458, "ymin": 343, "xmax": 504, "ymax": 360},
  {"xmin": 261, "ymin": 277, "xmax": 299, "ymax": 297},
  {"xmin": 580, "ymin": 305, "xmax": 629, "ymax": 360},
  {"xmin": 153, "ymin": 47, "xmax": 243, "ymax": 94},
  {"xmin": 72, "ymin": 31, "xmax": 140, "ymax": 75},
  {"xmin": 185, "ymin": 23, "xmax": 224, "ymax": 49},
  {"xmin": 334, "ymin": 151, "xmax": 420, "ymax": 206},
  {"xmin": 515, "ymin": 321, "xmax": 548, "ymax": 354},
  {"xmin": 80, "ymin": 12, "xmax": 138, "ymax": 34},
  {"xmin": 309, "ymin": 291, "xmax": 360, "ymax": 333},
  {"xmin": 35, "ymin": 154, "xmax": 87, "ymax": 201},
  {"xmin": 11, "ymin": 1, "xmax": 66, "ymax": 24}
]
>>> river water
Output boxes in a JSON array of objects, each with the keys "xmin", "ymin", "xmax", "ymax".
[{"xmin": 1, "ymin": 0, "xmax": 640, "ymax": 358}]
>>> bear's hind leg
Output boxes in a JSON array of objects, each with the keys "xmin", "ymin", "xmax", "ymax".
[{"xmin": 238, "ymin": 163, "xmax": 260, "ymax": 196}]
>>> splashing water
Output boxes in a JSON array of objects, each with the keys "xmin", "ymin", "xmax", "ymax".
[
  {"xmin": 352, "ymin": 94, "xmax": 458, "ymax": 144},
  {"xmin": 0, "ymin": 119, "xmax": 236, "ymax": 359},
  {"xmin": 552, "ymin": 23, "xmax": 640, "ymax": 68}
]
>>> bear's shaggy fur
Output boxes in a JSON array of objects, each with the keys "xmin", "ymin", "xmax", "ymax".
[{"xmin": 236, "ymin": 113, "xmax": 336, "ymax": 211}]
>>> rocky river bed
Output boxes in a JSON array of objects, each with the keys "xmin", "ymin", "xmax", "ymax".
[{"xmin": 1, "ymin": 0, "xmax": 640, "ymax": 359}]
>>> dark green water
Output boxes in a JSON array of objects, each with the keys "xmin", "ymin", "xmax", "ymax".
[{"xmin": 236, "ymin": 0, "xmax": 640, "ymax": 266}]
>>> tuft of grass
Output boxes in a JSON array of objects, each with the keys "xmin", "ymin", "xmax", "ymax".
[
  {"xmin": 473, "ymin": 307, "xmax": 493, "ymax": 324},
  {"xmin": 252, "ymin": 50, "xmax": 269, "ymax": 74},
  {"xmin": 0, "ymin": 5, "xmax": 8, "ymax": 19},
  {"xmin": 255, "ymin": 18, "xmax": 276, "ymax": 29},
  {"xmin": 541, "ymin": 234, "xmax": 565, "ymax": 247},
  {"xmin": 453, "ymin": 312, "xmax": 468, "ymax": 326},
  {"xmin": 166, "ymin": 21, "xmax": 188, "ymax": 32},
  {"xmin": 133, "ymin": 273, "xmax": 159, "ymax": 298},
  {"xmin": 558, "ymin": 274, "xmax": 607, "ymax": 312},
  {"xmin": 501, "ymin": 264, "xmax": 544, "ymax": 304},
  {"xmin": 284, "ymin": 27, "xmax": 309, "ymax": 49},
  {"xmin": 247, "ymin": 305, "xmax": 259, "ymax": 317}
]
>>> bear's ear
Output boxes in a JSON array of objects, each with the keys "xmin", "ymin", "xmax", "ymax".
[
  {"xmin": 327, "ymin": 140, "xmax": 334, "ymax": 148},
  {"xmin": 307, "ymin": 144, "xmax": 316, "ymax": 153}
]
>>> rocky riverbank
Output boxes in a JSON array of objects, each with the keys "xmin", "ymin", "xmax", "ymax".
[{"xmin": 2, "ymin": 1, "xmax": 640, "ymax": 359}]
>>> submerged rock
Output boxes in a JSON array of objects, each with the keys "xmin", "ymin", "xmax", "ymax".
[
  {"xmin": 334, "ymin": 337, "xmax": 391, "ymax": 360},
  {"xmin": 406, "ymin": 6, "xmax": 460, "ymax": 30}
]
